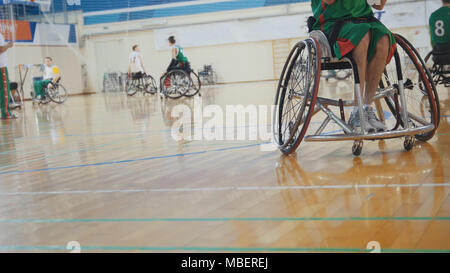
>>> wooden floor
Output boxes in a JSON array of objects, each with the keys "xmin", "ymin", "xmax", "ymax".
[{"xmin": 0, "ymin": 80, "xmax": 449, "ymax": 253}]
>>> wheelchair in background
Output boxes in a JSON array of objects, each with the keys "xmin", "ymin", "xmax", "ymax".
[
  {"xmin": 125, "ymin": 72, "xmax": 158, "ymax": 96},
  {"xmin": 198, "ymin": 65, "xmax": 218, "ymax": 85},
  {"xmin": 424, "ymin": 43, "xmax": 450, "ymax": 88},
  {"xmin": 273, "ymin": 30, "xmax": 440, "ymax": 156},
  {"xmin": 31, "ymin": 77, "xmax": 68, "ymax": 105}
]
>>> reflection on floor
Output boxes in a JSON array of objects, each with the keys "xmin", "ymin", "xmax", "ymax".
[{"xmin": 0, "ymin": 80, "xmax": 449, "ymax": 252}]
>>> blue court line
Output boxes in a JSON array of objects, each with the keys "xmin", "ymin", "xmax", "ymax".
[
  {"xmin": 0, "ymin": 137, "xmax": 141, "ymax": 171},
  {"xmin": 0, "ymin": 245, "xmax": 449, "ymax": 253},
  {"xmin": 0, "ymin": 216, "xmax": 448, "ymax": 224},
  {"xmin": 0, "ymin": 143, "xmax": 266, "ymax": 176}
]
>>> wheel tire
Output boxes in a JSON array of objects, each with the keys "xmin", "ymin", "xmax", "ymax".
[
  {"xmin": 47, "ymin": 84, "xmax": 68, "ymax": 104},
  {"xmin": 396, "ymin": 34, "xmax": 440, "ymax": 128},
  {"xmin": 352, "ymin": 141, "xmax": 363, "ymax": 156},
  {"xmin": 184, "ymin": 71, "xmax": 201, "ymax": 97},
  {"xmin": 273, "ymin": 38, "xmax": 321, "ymax": 155},
  {"xmin": 379, "ymin": 34, "xmax": 439, "ymax": 142},
  {"xmin": 161, "ymin": 70, "xmax": 190, "ymax": 99},
  {"xmin": 144, "ymin": 75, "xmax": 158, "ymax": 94},
  {"xmin": 126, "ymin": 78, "xmax": 139, "ymax": 96},
  {"xmin": 404, "ymin": 136, "xmax": 415, "ymax": 151}
]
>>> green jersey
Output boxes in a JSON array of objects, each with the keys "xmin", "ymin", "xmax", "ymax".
[
  {"xmin": 311, "ymin": 0, "xmax": 374, "ymax": 31},
  {"xmin": 429, "ymin": 6, "xmax": 450, "ymax": 46},
  {"xmin": 174, "ymin": 45, "xmax": 189, "ymax": 63}
]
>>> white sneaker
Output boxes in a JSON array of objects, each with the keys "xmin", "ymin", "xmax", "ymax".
[
  {"xmin": 365, "ymin": 106, "xmax": 387, "ymax": 132},
  {"xmin": 348, "ymin": 108, "xmax": 375, "ymax": 133}
]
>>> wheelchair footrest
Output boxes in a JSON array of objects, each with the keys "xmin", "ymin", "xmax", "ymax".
[{"xmin": 304, "ymin": 124, "xmax": 435, "ymax": 142}]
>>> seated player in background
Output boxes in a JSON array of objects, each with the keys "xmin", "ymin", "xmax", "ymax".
[
  {"xmin": 429, "ymin": 0, "xmax": 450, "ymax": 63},
  {"xmin": 311, "ymin": 0, "xmax": 396, "ymax": 132},
  {"xmin": 128, "ymin": 44, "xmax": 147, "ymax": 78},
  {"xmin": 33, "ymin": 57, "xmax": 60, "ymax": 102}
]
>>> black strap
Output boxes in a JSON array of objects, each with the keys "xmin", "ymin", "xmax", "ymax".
[{"xmin": 307, "ymin": 16, "xmax": 316, "ymax": 33}]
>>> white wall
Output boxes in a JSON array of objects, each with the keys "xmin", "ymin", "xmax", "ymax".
[{"xmin": 8, "ymin": 44, "xmax": 84, "ymax": 99}]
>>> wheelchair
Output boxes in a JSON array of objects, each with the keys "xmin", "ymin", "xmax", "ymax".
[
  {"xmin": 273, "ymin": 31, "xmax": 439, "ymax": 156},
  {"xmin": 31, "ymin": 77, "xmax": 68, "ymax": 105},
  {"xmin": 125, "ymin": 72, "xmax": 158, "ymax": 96},
  {"xmin": 160, "ymin": 64, "xmax": 201, "ymax": 99},
  {"xmin": 198, "ymin": 65, "xmax": 218, "ymax": 85},
  {"xmin": 424, "ymin": 43, "xmax": 450, "ymax": 88}
]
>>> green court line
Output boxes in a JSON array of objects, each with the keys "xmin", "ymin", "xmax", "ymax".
[
  {"xmin": 0, "ymin": 245, "xmax": 449, "ymax": 253},
  {"xmin": 0, "ymin": 216, "xmax": 449, "ymax": 224}
]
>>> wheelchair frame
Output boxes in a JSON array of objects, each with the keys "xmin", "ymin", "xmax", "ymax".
[{"xmin": 274, "ymin": 31, "xmax": 439, "ymax": 156}]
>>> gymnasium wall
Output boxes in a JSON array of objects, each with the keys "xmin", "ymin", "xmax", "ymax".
[
  {"xmin": 78, "ymin": 0, "xmax": 443, "ymax": 92},
  {"xmin": 3, "ymin": 12, "xmax": 85, "ymax": 98}
]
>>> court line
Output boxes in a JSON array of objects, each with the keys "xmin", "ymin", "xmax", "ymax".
[
  {"xmin": 0, "ymin": 137, "xmax": 139, "ymax": 171},
  {"xmin": 0, "ymin": 245, "xmax": 449, "ymax": 253},
  {"xmin": 0, "ymin": 143, "xmax": 266, "ymax": 176},
  {"xmin": 0, "ymin": 183, "xmax": 449, "ymax": 196},
  {"xmin": 0, "ymin": 216, "xmax": 448, "ymax": 224}
]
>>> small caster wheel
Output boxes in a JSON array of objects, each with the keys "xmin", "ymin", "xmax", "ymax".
[
  {"xmin": 352, "ymin": 140, "xmax": 363, "ymax": 156},
  {"xmin": 404, "ymin": 136, "xmax": 415, "ymax": 151}
]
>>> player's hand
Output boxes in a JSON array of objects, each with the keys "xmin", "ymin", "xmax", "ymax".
[
  {"xmin": 7, "ymin": 42, "xmax": 14, "ymax": 48},
  {"xmin": 47, "ymin": 83, "xmax": 53, "ymax": 89}
]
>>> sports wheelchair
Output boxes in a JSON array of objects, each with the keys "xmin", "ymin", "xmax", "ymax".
[
  {"xmin": 160, "ymin": 63, "xmax": 201, "ymax": 99},
  {"xmin": 125, "ymin": 72, "xmax": 158, "ymax": 96},
  {"xmin": 424, "ymin": 43, "xmax": 450, "ymax": 87},
  {"xmin": 31, "ymin": 77, "xmax": 68, "ymax": 105},
  {"xmin": 273, "ymin": 31, "xmax": 440, "ymax": 156}
]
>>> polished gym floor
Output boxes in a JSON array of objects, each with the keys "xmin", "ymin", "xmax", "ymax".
[{"xmin": 0, "ymin": 80, "xmax": 449, "ymax": 253}]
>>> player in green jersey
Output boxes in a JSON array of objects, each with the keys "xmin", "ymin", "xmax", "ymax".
[
  {"xmin": 429, "ymin": 0, "xmax": 450, "ymax": 66},
  {"xmin": 167, "ymin": 36, "xmax": 191, "ymax": 73},
  {"xmin": 429, "ymin": 0, "xmax": 450, "ymax": 47},
  {"xmin": 311, "ymin": 0, "xmax": 395, "ymax": 132}
]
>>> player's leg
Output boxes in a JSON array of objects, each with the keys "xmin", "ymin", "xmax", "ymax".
[
  {"xmin": 348, "ymin": 32, "xmax": 375, "ymax": 132},
  {"xmin": 364, "ymin": 24, "xmax": 397, "ymax": 131}
]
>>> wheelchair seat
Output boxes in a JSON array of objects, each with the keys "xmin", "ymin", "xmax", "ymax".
[
  {"xmin": 131, "ymin": 72, "xmax": 144, "ymax": 80},
  {"xmin": 432, "ymin": 43, "xmax": 450, "ymax": 65},
  {"xmin": 309, "ymin": 31, "xmax": 333, "ymax": 59},
  {"xmin": 309, "ymin": 30, "xmax": 353, "ymax": 71}
]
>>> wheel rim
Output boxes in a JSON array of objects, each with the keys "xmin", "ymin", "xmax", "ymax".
[
  {"xmin": 379, "ymin": 35, "xmax": 437, "ymax": 141},
  {"xmin": 165, "ymin": 71, "xmax": 190, "ymax": 98},
  {"xmin": 276, "ymin": 40, "xmax": 316, "ymax": 152}
]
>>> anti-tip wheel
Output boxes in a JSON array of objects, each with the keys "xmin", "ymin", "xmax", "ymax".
[
  {"xmin": 404, "ymin": 136, "xmax": 415, "ymax": 151},
  {"xmin": 352, "ymin": 141, "xmax": 363, "ymax": 156}
]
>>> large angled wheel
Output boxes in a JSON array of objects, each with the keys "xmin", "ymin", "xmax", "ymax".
[
  {"xmin": 273, "ymin": 38, "xmax": 321, "ymax": 155},
  {"xmin": 379, "ymin": 34, "xmax": 439, "ymax": 142},
  {"xmin": 125, "ymin": 78, "xmax": 139, "ymax": 96},
  {"xmin": 47, "ymin": 83, "xmax": 68, "ymax": 104},
  {"xmin": 396, "ymin": 34, "xmax": 440, "ymax": 128},
  {"xmin": 161, "ymin": 70, "xmax": 191, "ymax": 99},
  {"xmin": 144, "ymin": 75, "xmax": 158, "ymax": 94},
  {"xmin": 185, "ymin": 71, "xmax": 201, "ymax": 97}
]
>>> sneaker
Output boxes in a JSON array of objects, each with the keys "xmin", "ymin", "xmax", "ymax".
[
  {"xmin": 348, "ymin": 108, "xmax": 375, "ymax": 133},
  {"xmin": 365, "ymin": 106, "xmax": 387, "ymax": 132}
]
